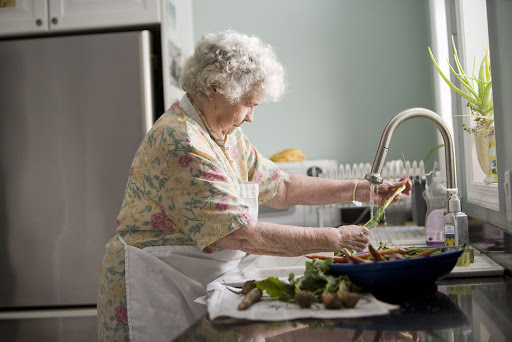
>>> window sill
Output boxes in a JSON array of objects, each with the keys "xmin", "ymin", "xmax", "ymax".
[{"xmin": 467, "ymin": 181, "xmax": 500, "ymax": 211}]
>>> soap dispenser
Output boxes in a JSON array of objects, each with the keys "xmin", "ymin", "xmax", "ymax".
[
  {"xmin": 424, "ymin": 170, "xmax": 447, "ymax": 245},
  {"xmin": 444, "ymin": 189, "xmax": 470, "ymax": 266}
]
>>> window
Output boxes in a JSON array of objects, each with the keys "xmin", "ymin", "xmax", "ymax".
[
  {"xmin": 430, "ymin": 0, "xmax": 499, "ymax": 211},
  {"xmin": 455, "ymin": 0, "xmax": 499, "ymax": 211}
]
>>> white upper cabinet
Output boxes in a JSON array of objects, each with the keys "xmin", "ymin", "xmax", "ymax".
[
  {"xmin": 0, "ymin": 1, "xmax": 49, "ymax": 36},
  {"xmin": 48, "ymin": 0, "xmax": 161, "ymax": 31},
  {"xmin": 0, "ymin": 0, "xmax": 161, "ymax": 37}
]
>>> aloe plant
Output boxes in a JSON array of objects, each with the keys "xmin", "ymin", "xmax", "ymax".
[{"xmin": 428, "ymin": 36, "xmax": 494, "ymax": 135}]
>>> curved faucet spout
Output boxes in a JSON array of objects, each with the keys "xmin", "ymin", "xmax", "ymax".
[{"xmin": 364, "ymin": 107, "xmax": 457, "ymax": 190}]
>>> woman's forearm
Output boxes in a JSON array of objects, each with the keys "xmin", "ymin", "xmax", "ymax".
[
  {"xmin": 214, "ymin": 221, "xmax": 368, "ymax": 256},
  {"xmin": 267, "ymin": 173, "xmax": 359, "ymax": 209},
  {"xmin": 266, "ymin": 173, "xmax": 411, "ymax": 209}
]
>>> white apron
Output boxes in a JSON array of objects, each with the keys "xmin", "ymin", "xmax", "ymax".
[{"xmin": 121, "ymin": 95, "xmax": 259, "ymax": 342}]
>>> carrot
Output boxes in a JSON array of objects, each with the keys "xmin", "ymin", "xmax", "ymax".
[
  {"xmin": 238, "ymin": 287, "xmax": 263, "ymax": 310},
  {"xmin": 368, "ymin": 244, "xmax": 387, "ymax": 261},
  {"xmin": 350, "ymin": 248, "xmax": 406, "ymax": 261},
  {"xmin": 346, "ymin": 253, "xmax": 373, "ymax": 264},
  {"xmin": 412, "ymin": 247, "xmax": 439, "ymax": 258},
  {"xmin": 306, "ymin": 255, "xmax": 348, "ymax": 263},
  {"xmin": 308, "ymin": 248, "xmax": 406, "ymax": 263}
]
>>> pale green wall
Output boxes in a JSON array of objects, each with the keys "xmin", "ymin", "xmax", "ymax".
[{"xmin": 191, "ymin": 0, "xmax": 438, "ymax": 169}]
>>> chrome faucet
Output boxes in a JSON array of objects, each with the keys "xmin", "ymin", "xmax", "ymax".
[{"xmin": 364, "ymin": 107, "xmax": 457, "ymax": 190}]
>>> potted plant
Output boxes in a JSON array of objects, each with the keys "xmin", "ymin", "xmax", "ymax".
[{"xmin": 429, "ymin": 36, "xmax": 496, "ymax": 182}]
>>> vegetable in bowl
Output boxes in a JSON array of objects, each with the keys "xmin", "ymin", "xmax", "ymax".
[{"xmin": 325, "ymin": 245, "xmax": 464, "ymax": 292}]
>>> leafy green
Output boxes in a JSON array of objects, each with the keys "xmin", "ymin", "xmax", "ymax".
[
  {"xmin": 334, "ymin": 249, "xmax": 355, "ymax": 256},
  {"xmin": 256, "ymin": 277, "xmax": 294, "ymax": 301},
  {"xmin": 255, "ymin": 258, "xmax": 360, "ymax": 304}
]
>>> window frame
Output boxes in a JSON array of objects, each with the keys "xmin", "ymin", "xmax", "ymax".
[{"xmin": 449, "ymin": 0, "xmax": 500, "ymax": 211}]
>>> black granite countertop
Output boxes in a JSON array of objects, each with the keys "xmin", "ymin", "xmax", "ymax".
[{"xmin": 174, "ymin": 275, "xmax": 512, "ymax": 341}]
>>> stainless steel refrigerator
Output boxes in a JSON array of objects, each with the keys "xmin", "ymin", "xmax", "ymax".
[{"xmin": 0, "ymin": 30, "xmax": 161, "ymax": 341}]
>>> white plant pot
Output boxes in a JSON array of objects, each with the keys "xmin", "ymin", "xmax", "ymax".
[
  {"xmin": 485, "ymin": 133, "xmax": 498, "ymax": 183},
  {"xmin": 474, "ymin": 132, "xmax": 489, "ymax": 176}
]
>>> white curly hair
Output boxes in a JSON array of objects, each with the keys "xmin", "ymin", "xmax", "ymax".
[{"xmin": 179, "ymin": 30, "xmax": 287, "ymax": 103}]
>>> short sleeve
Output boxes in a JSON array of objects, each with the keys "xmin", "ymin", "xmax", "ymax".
[{"xmin": 238, "ymin": 134, "xmax": 283, "ymax": 204}]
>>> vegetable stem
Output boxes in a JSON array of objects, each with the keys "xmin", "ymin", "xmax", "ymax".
[{"xmin": 364, "ymin": 184, "xmax": 406, "ymax": 228}]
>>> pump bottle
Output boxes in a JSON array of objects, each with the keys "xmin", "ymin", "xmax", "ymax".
[
  {"xmin": 444, "ymin": 189, "xmax": 470, "ymax": 266},
  {"xmin": 423, "ymin": 171, "xmax": 447, "ymax": 245}
]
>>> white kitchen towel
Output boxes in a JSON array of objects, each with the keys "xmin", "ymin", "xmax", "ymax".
[{"xmin": 206, "ymin": 282, "xmax": 399, "ymax": 321}]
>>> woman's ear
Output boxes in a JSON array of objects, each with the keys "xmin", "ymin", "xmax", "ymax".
[
  {"xmin": 207, "ymin": 90, "xmax": 216, "ymax": 101},
  {"xmin": 211, "ymin": 81, "xmax": 219, "ymax": 92},
  {"xmin": 208, "ymin": 83, "xmax": 219, "ymax": 100}
]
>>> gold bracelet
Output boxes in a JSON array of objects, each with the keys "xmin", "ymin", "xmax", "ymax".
[{"xmin": 352, "ymin": 179, "xmax": 360, "ymax": 202}]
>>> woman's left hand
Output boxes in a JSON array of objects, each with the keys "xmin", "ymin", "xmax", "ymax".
[{"xmin": 357, "ymin": 178, "xmax": 412, "ymax": 206}]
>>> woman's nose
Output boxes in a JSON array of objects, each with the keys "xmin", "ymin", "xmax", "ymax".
[{"xmin": 245, "ymin": 109, "xmax": 254, "ymax": 122}]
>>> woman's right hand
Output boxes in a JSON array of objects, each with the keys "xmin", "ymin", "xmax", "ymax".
[{"xmin": 335, "ymin": 225, "xmax": 370, "ymax": 252}]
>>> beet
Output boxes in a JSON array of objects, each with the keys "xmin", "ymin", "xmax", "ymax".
[
  {"xmin": 295, "ymin": 291, "xmax": 316, "ymax": 308},
  {"xmin": 322, "ymin": 293, "xmax": 343, "ymax": 309}
]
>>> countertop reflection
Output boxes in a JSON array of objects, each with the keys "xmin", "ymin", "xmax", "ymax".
[{"xmin": 175, "ymin": 276, "xmax": 512, "ymax": 341}]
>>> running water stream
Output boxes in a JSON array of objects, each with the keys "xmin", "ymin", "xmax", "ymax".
[{"xmin": 369, "ymin": 183, "xmax": 378, "ymax": 221}]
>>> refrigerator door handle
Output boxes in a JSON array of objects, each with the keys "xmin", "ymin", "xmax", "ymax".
[
  {"xmin": 0, "ymin": 307, "xmax": 97, "ymax": 320},
  {"xmin": 139, "ymin": 30, "xmax": 155, "ymax": 134}
]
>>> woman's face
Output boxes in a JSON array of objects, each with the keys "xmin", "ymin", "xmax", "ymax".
[{"xmin": 207, "ymin": 90, "xmax": 265, "ymax": 138}]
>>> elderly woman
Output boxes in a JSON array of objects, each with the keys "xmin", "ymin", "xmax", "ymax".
[{"xmin": 97, "ymin": 30, "xmax": 411, "ymax": 342}]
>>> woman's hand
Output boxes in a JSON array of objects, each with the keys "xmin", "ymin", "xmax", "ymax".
[
  {"xmin": 356, "ymin": 178, "xmax": 412, "ymax": 206},
  {"xmin": 335, "ymin": 225, "xmax": 370, "ymax": 252},
  {"xmin": 215, "ymin": 221, "xmax": 370, "ymax": 256}
]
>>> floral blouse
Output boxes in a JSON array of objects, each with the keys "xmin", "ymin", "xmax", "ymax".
[
  {"xmin": 97, "ymin": 98, "xmax": 282, "ymax": 341},
  {"xmin": 116, "ymin": 99, "xmax": 282, "ymax": 250}
]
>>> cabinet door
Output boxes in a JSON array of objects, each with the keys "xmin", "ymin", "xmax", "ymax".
[
  {"xmin": 0, "ymin": 0, "xmax": 49, "ymax": 37},
  {"xmin": 48, "ymin": 0, "xmax": 161, "ymax": 32}
]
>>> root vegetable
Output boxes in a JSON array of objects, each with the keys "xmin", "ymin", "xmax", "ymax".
[
  {"xmin": 306, "ymin": 255, "xmax": 348, "ymax": 263},
  {"xmin": 339, "ymin": 292, "xmax": 368, "ymax": 308},
  {"xmin": 238, "ymin": 288, "xmax": 262, "ymax": 310},
  {"xmin": 412, "ymin": 247, "xmax": 439, "ymax": 258},
  {"xmin": 224, "ymin": 280, "xmax": 258, "ymax": 295},
  {"xmin": 307, "ymin": 248, "xmax": 406, "ymax": 264},
  {"xmin": 344, "ymin": 249, "xmax": 373, "ymax": 264},
  {"xmin": 389, "ymin": 253, "xmax": 405, "ymax": 261},
  {"xmin": 241, "ymin": 280, "xmax": 258, "ymax": 294},
  {"xmin": 295, "ymin": 291, "xmax": 316, "ymax": 309},
  {"xmin": 322, "ymin": 293, "xmax": 343, "ymax": 309},
  {"xmin": 368, "ymin": 244, "xmax": 387, "ymax": 261}
]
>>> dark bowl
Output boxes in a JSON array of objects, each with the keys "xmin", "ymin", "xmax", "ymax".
[{"xmin": 328, "ymin": 246, "xmax": 464, "ymax": 292}]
